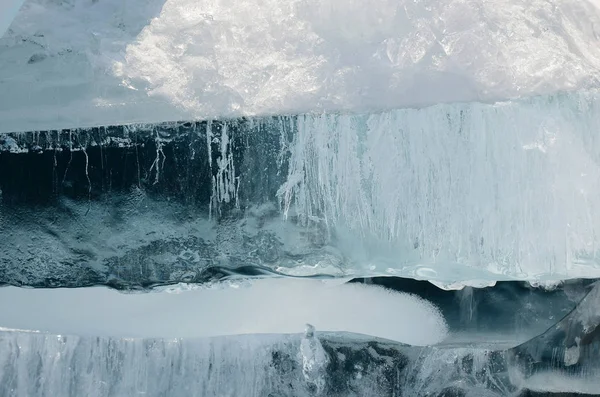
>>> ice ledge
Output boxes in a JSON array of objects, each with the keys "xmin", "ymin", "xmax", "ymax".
[{"xmin": 0, "ymin": 88, "xmax": 598, "ymax": 135}]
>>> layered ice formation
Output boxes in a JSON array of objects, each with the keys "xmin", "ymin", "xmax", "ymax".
[
  {"xmin": 2, "ymin": 90, "xmax": 600, "ymax": 286},
  {"xmin": 2, "ymin": 0, "xmax": 600, "ymax": 131},
  {"xmin": 2, "ymin": 0, "xmax": 600, "ymax": 285}
]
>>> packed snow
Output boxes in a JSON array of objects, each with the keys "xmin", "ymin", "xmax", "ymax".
[
  {"xmin": 1, "ymin": 0, "xmax": 600, "ymax": 131},
  {"xmin": 0, "ymin": 279, "xmax": 449, "ymax": 345}
]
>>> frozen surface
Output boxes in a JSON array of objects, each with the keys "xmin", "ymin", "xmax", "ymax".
[
  {"xmin": 0, "ymin": 0, "xmax": 25, "ymax": 38},
  {"xmin": 2, "ymin": 0, "xmax": 600, "ymax": 131},
  {"xmin": 0, "ymin": 279, "xmax": 448, "ymax": 345}
]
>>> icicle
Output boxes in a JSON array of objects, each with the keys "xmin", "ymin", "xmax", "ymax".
[
  {"xmin": 83, "ymin": 145, "xmax": 91, "ymax": 215},
  {"xmin": 148, "ymin": 128, "xmax": 165, "ymax": 185}
]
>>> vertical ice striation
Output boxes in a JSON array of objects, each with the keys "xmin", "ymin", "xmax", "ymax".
[
  {"xmin": 3, "ymin": 92, "xmax": 600, "ymax": 282},
  {"xmin": 279, "ymin": 91, "xmax": 600, "ymax": 278},
  {"xmin": 211, "ymin": 123, "xmax": 238, "ymax": 214},
  {"xmin": 0, "ymin": 332, "xmax": 296, "ymax": 397}
]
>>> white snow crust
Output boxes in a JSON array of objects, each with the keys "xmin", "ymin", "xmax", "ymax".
[
  {"xmin": 1, "ymin": 0, "xmax": 600, "ymax": 131},
  {"xmin": 0, "ymin": 279, "xmax": 449, "ymax": 345}
]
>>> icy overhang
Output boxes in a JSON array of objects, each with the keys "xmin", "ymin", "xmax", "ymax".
[{"xmin": 2, "ymin": 0, "xmax": 600, "ymax": 132}]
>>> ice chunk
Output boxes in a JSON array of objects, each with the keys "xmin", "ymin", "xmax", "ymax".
[
  {"xmin": 300, "ymin": 324, "xmax": 329, "ymax": 394},
  {"xmin": 3, "ymin": 92, "xmax": 600, "ymax": 285},
  {"xmin": 0, "ymin": 330, "xmax": 500, "ymax": 396}
]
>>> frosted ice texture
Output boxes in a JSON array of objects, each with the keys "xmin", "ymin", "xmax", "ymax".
[
  {"xmin": 2, "ymin": 0, "xmax": 600, "ymax": 131},
  {"xmin": 279, "ymin": 91, "xmax": 600, "ymax": 280},
  {"xmin": 300, "ymin": 324, "xmax": 329, "ymax": 394}
]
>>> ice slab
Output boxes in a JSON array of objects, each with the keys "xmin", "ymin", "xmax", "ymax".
[
  {"xmin": 0, "ymin": 279, "xmax": 448, "ymax": 345},
  {"xmin": 2, "ymin": 0, "xmax": 600, "ymax": 131},
  {"xmin": 508, "ymin": 281, "xmax": 600, "ymax": 394},
  {"xmin": 3, "ymin": 91, "xmax": 600, "ymax": 287},
  {"xmin": 1, "ymin": 282, "xmax": 599, "ymax": 396}
]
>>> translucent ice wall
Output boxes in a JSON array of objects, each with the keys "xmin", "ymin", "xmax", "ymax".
[
  {"xmin": 279, "ymin": 91, "xmax": 600, "ymax": 279},
  {"xmin": 0, "ymin": 332, "xmax": 302, "ymax": 397},
  {"xmin": 0, "ymin": 331, "xmax": 509, "ymax": 397}
]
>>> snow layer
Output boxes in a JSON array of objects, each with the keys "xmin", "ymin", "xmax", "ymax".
[
  {"xmin": 2, "ymin": 0, "xmax": 600, "ymax": 131},
  {"xmin": 0, "ymin": 279, "xmax": 448, "ymax": 345},
  {"xmin": 0, "ymin": 0, "xmax": 26, "ymax": 37}
]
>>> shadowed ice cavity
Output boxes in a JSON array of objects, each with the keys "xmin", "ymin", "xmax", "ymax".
[{"xmin": 508, "ymin": 281, "xmax": 600, "ymax": 394}]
